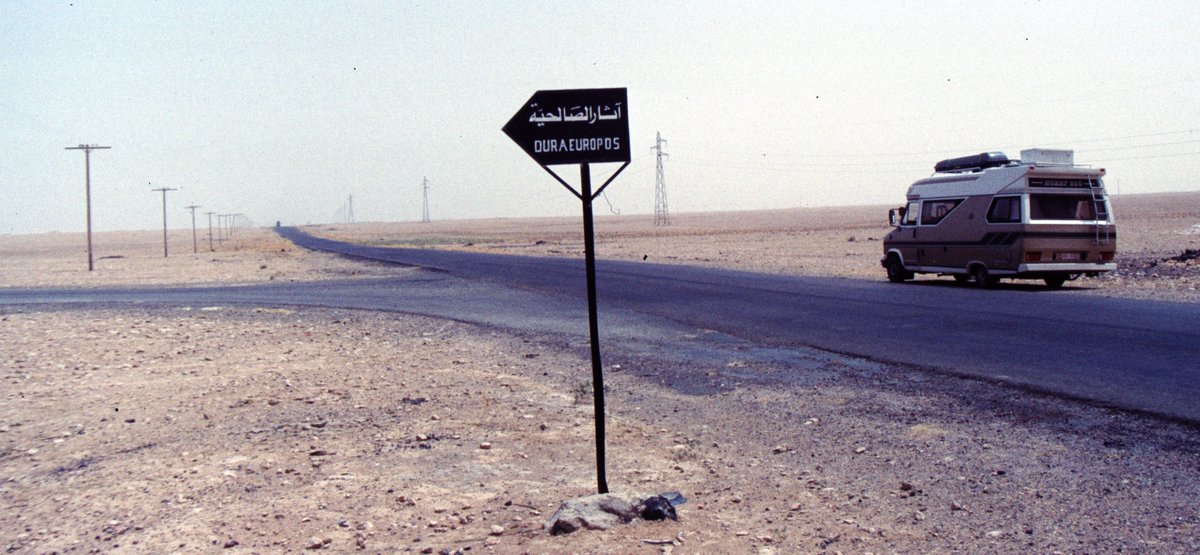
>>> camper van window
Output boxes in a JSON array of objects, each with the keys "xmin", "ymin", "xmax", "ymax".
[
  {"xmin": 903, "ymin": 202, "xmax": 919, "ymax": 225},
  {"xmin": 920, "ymin": 199, "xmax": 963, "ymax": 226},
  {"xmin": 987, "ymin": 196, "xmax": 1021, "ymax": 223},
  {"xmin": 1030, "ymin": 194, "xmax": 1095, "ymax": 221}
]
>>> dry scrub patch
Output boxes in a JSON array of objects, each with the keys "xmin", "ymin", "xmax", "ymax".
[{"xmin": 3, "ymin": 307, "xmax": 1197, "ymax": 553}]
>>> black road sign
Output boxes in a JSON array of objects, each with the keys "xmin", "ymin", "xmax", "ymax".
[
  {"xmin": 502, "ymin": 88, "xmax": 630, "ymax": 166},
  {"xmin": 502, "ymin": 87, "xmax": 633, "ymax": 495}
]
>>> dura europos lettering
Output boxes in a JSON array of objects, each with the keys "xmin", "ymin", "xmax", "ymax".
[{"xmin": 533, "ymin": 137, "xmax": 622, "ymax": 154}]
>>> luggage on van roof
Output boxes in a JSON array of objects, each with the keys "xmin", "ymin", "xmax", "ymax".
[{"xmin": 934, "ymin": 152, "xmax": 1011, "ymax": 173}]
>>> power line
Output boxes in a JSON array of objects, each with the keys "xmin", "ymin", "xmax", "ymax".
[
  {"xmin": 1083, "ymin": 150, "xmax": 1200, "ymax": 163},
  {"xmin": 679, "ymin": 128, "xmax": 1200, "ymax": 162}
]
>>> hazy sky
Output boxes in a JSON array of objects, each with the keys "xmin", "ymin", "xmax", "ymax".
[{"xmin": 3, "ymin": 1, "xmax": 1198, "ymax": 234}]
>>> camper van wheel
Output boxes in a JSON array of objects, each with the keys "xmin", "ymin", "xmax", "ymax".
[
  {"xmin": 886, "ymin": 255, "xmax": 911, "ymax": 283},
  {"xmin": 971, "ymin": 265, "xmax": 996, "ymax": 288},
  {"xmin": 1043, "ymin": 275, "xmax": 1067, "ymax": 289}
]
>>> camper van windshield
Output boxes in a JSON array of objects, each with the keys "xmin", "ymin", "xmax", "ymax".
[{"xmin": 1029, "ymin": 194, "xmax": 1099, "ymax": 221}]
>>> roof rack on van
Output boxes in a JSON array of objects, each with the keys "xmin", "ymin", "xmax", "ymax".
[{"xmin": 933, "ymin": 152, "xmax": 1011, "ymax": 173}]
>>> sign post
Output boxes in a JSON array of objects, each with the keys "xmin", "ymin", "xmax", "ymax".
[{"xmin": 503, "ymin": 88, "xmax": 631, "ymax": 494}]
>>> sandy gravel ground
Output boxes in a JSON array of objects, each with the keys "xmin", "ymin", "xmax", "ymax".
[
  {"xmin": 0, "ymin": 228, "xmax": 407, "ymax": 290},
  {"xmin": 2, "ymin": 193, "xmax": 1198, "ymax": 553}
]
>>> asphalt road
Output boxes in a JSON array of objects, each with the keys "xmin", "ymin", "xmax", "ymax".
[{"xmin": 4, "ymin": 226, "xmax": 1197, "ymax": 423}]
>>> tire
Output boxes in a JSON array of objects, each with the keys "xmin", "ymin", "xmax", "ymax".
[
  {"xmin": 1043, "ymin": 275, "xmax": 1067, "ymax": 289},
  {"xmin": 886, "ymin": 256, "xmax": 911, "ymax": 283},
  {"xmin": 971, "ymin": 265, "xmax": 994, "ymax": 288}
]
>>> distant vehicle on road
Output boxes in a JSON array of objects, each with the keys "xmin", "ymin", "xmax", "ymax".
[{"xmin": 882, "ymin": 149, "xmax": 1116, "ymax": 288}]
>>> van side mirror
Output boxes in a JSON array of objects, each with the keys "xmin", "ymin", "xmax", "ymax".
[{"xmin": 889, "ymin": 208, "xmax": 899, "ymax": 227}]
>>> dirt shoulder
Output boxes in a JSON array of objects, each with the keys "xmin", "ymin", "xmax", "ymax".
[{"xmin": 2, "ymin": 306, "xmax": 1198, "ymax": 554}]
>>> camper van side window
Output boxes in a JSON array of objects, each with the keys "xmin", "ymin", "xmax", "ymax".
[
  {"xmin": 987, "ymin": 196, "xmax": 1021, "ymax": 223},
  {"xmin": 920, "ymin": 199, "xmax": 963, "ymax": 226},
  {"xmin": 903, "ymin": 202, "xmax": 919, "ymax": 225}
]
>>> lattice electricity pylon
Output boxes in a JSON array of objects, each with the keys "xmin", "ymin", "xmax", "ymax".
[
  {"xmin": 652, "ymin": 132, "xmax": 669, "ymax": 226},
  {"xmin": 421, "ymin": 177, "xmax": 431, "ymax": 223}
]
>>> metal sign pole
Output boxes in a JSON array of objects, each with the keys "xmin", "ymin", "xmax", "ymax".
[{"xmin": 579, "ymin": 162, "xmax": 609, "ymax": 494}]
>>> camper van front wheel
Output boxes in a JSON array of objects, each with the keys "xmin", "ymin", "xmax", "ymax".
[{"xmin": 886, "ymin": 255, "xmax": 912, "ymax": 283}]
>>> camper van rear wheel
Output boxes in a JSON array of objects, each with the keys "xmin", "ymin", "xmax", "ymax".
[
  {"xmin": 1043, "ymin": 275, "xmax": 1067, "ymax": 289},
  {"xmin": 886, "ymin": 255, "xmax": 911, "ymax": 283},
  {"xmin": 971, "ymin": 265, "xmax": 996, "ymax": 288}
]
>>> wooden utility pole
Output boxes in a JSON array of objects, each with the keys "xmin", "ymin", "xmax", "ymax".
[
  {"xmin": 151, "ymin": 186, "xmax": 178, "ymax": 257},
  {"xmin": 185, "ymin": 205, "xmax": 201, "ymax": 253},
  {"xmin": 65, "ymin": 144, "xmax": 111, "ymax": 271},
  {"xmin": 204, "ymin": 211, "xmax": 215, "ymax": 251}
]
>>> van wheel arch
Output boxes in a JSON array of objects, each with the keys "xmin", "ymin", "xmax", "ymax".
[{"xmin": 885, "ymin": 253, "xmax": 912, "ymax": 283}]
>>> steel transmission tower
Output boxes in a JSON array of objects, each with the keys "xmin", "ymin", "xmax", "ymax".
[
  {"xmin": 652, "ymin": 132, "xmax": 669, "ymax": 226},
  {"xmin": 421, "ymin": 177, "xmax": 430, "ymax": 223}
]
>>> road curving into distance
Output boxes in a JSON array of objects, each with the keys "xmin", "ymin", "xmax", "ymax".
[{"xmin": 3, "ymin": 226, "xmax": 1197, "ymax": 424}]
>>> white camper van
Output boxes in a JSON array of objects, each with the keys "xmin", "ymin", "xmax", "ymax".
[{"xmin": 882, "ymin": 149, "xmax": 1116, "ymax": 288}]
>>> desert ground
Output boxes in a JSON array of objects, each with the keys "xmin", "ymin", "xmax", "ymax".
[{"xmin": 2, "ymin": 192, "xmax": 1198, "ymax": 554}]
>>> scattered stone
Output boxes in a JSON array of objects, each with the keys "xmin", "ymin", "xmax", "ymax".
[
  {"xmin": 854, "ymin": 446, "xmax": 867, "ymax": 454},
  {"xmin": 306, "ymin": 537, "xmax": 332, "ymax": 549},
  {"xmin": 223, "ymin": 539, "xmax": 239, "ymax": 548},
  {"xmin": 639, "ymin": 496, "xmax": 678, "ymax": 521},
  {"xmin": 951, "ymin": 501, "xmax": 964, "ymax": 511},
  {"xmin": 545, "ymin": 492, "xmax": 647, "ymax": 535},
  {"xmin": 490, "ymin": 524, "xmax": 505, "ymax": 536},
  {"xmin": 479, "ymin": 442, "xmax": 492, "ymax": 450}
]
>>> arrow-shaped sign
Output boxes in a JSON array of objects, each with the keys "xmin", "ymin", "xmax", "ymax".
[{"xmin": 502, "ymin": 88, "xmax": 630, "ymax": 166}]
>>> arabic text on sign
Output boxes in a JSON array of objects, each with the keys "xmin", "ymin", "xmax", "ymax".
[{"xmin": 529, "ymin": 103, "xmax": 623, "ymax": 127}]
